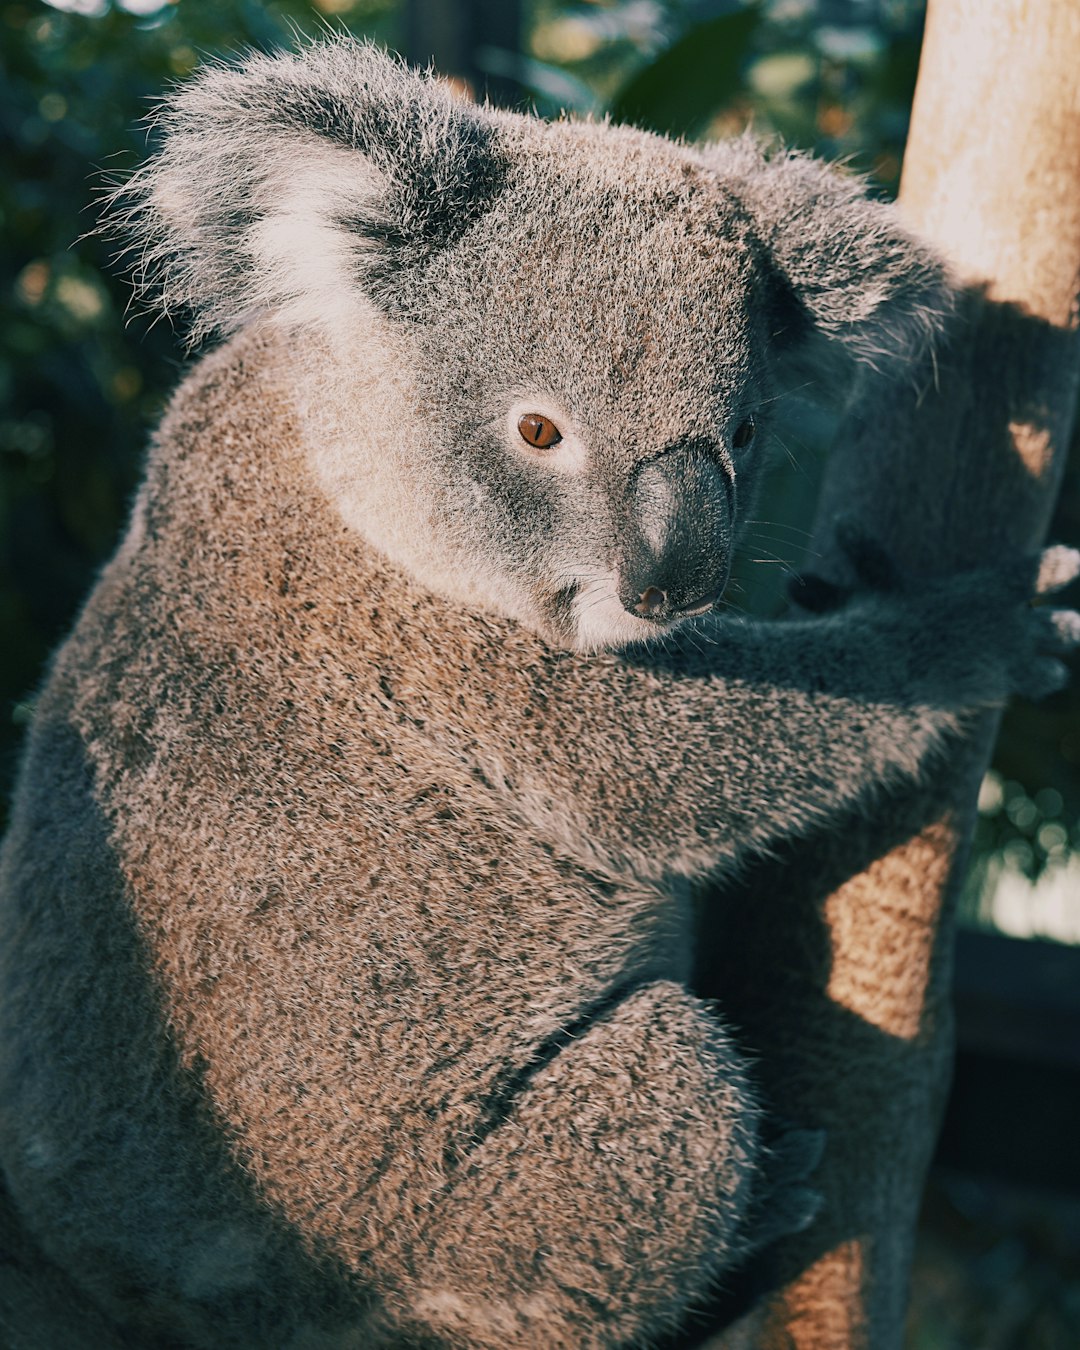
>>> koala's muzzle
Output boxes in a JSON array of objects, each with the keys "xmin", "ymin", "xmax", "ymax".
[{"xmin": 618, "ymin": 441, "xmax": 733, "ymax": 623}]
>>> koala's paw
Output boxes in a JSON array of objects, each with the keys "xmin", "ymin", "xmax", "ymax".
[
  {"xmin": 925, "ymin": 544, "xmax": 1080, "ymax": 707},
  {"xmin": 738, "ymin": 1127, "xmax": 825, "ymax": 1260},
  {"xmin": 1009, "ymin": 545, "xmax": 1080, "ymax": 700},
  {"xmin": 799, "ymin": 527, "xmax": 1080, "ymax": 708}
]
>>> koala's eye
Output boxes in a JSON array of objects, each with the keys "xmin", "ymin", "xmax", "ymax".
[
  {"xmin": 733, "ymin": 415, "xmax": 756, "ymax": 449},
  {"xmin": 518, "ymin": 413, "xmax": 563, "ymax": 450}
]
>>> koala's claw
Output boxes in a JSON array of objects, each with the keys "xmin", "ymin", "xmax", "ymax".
[
  {"xmin": 1036, "ymin": 545, "xmax": 1080, "ymax": 597},
  {"xmin": 1020, "ymin": 606, "xmax": 1080, "ymax": 700},
  {"xmin": 1011, "ymin": 549, "xmax": 1080, "ymax": 699},
  {"xmin": 1026, "ymin": 659, "xmax": 1069, "ymax": 701},
  {"xmin": 794, "ymin": 539, "xmax": 1079, "ymax": 706},
  {"xmin": 1048, "ymin": 608, "xmax": 1080, "ymax": 646},
  {"xmin": 739, "ymin": 1127, "xmax": 826, "ymax": 1259}
]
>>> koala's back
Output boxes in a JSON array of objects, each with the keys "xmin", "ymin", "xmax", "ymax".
[{"xmin": 0, "ymin": 331, "xmax": 712, "ymax": 1348}]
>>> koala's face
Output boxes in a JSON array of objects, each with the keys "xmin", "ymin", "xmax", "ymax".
[
  {"xmin": 384, "ymin": 125, "xmax": 775, "ymax": 650},
  {"xmin": 125, "ymin": 41, "xmax": 949, "ymax": 650}
]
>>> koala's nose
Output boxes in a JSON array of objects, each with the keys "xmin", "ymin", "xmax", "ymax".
[{"xmin": 618, "ymin": 440, "xmax": 733, "ymax": 623}]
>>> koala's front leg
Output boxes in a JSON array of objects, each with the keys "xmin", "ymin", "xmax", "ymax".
[
  {"xmin": 433, "ymin": 548, "xmax": 1079, "ymax": 877},
  {"xmin": 390, "ymin": 981, "xmax": 760, "ymax": 1350}
]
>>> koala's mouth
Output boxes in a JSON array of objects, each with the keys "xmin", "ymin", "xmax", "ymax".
[
  {"xmin": 540, "ymin": 570, "xmax": 725, "ymax": 654},
  {"xmin": 550, "ymin": 576, "xmax": 686, "ymax": 653}
]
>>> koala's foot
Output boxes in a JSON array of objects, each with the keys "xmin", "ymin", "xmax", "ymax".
[
  {"xmin": 908, "ymin": 542, "xmax": 1080, "ymax": 706},
  {"xmin": 975, "ymin": 543, "xmax": 1080, "ymax": 701},
  {"xmin": 1024, "ymin": 545, "xmax": 1080, "ymax": 697},
  {"xmin": 395, "ymin": 982, "xmax": 761, "ymax": 1350},
  {"xmin": 738, "ymin": 1127, "xmax": 825, "ymax": 1259}
]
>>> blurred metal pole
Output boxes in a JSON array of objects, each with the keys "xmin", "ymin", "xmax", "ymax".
[{"xmin": 402, "ymin": 0, "xmax": 524, "ymax": 107}]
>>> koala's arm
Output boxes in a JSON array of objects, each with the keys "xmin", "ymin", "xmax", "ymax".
[{"xmin": 421, "ymin": 555, "xmax": 1078, "ymax": 877}]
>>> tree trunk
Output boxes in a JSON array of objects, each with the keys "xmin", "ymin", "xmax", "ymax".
[{"xmin": 694, "ymin": 2, "xmax": 1080, "ymax": 1346}]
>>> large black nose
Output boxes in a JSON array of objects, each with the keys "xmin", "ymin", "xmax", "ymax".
[{"xmin": 617, "ymin": 441, "xmax": 733, "ymax": 623}]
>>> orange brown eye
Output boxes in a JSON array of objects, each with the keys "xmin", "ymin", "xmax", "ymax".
[
  {"xmin": 733, "ymin": 415, "xmax": 756, "ymax": 449},
  {"xmin": 518, "ymin": 413, "xmax": 563, "ymax": 450}
]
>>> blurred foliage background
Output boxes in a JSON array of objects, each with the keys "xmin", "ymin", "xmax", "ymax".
[{"xmin": 2, "ymin": 2, "xmax": 1079, "ymax": 1345}]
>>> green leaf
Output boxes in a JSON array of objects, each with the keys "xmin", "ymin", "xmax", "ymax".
[{"xmin": 609, "ymin": 6, "xmax": 760, "ymax": 139}]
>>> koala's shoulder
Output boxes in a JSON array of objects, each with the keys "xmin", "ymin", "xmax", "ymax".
[{"xmin": 152, "ymin": 327, "xmax": 298, "ymax": 470}]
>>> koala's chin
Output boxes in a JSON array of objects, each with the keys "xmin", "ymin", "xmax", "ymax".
[{"xmin": 567, "ymin": 581, "xmax": 687, "ymax": 654}]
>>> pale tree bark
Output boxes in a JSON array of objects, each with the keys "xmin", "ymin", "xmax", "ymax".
[{"xmin": 692, "ymin": 2, "xmax": 1080, "ymax": 1347}]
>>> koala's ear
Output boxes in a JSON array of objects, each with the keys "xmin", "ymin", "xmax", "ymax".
[
  {"xmin": 713, "ymin": 139, "xmax": 953, "ymax": 371},
  {"xmin": 107, "ymin": 39, "xmax": 504, "ymax": 341}
]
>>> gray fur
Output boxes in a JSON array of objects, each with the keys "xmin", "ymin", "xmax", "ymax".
[{"xmin": 2, "ymin": 37, "xmax": 1077, "ymax": 1350}]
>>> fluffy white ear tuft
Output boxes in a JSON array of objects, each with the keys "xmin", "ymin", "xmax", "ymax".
[
  {"xmin": 104, "ymin": 38, "xmax": 504, "ymax": 342},
  {"xmin": 139, "ymin": 135, "xmax": 386, "ymax": 340}
]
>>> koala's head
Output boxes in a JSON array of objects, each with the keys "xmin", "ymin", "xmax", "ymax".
[{"xmin": 115, "ymin": 38, "xmax": 950, "ymax": 651}]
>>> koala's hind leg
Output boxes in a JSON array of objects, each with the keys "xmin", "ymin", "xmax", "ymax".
[{"xmin": 393, "ymin": 981, "xmax": 760, "ymax": 1350}]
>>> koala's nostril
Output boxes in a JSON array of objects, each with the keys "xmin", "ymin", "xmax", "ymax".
[
  {"xmin": 633, "ymin": 586, "xmax": 719, "ymax": 619},
  {"xmin": 635, "ymin": 586, "xmax": 668, "ymax": 616}
]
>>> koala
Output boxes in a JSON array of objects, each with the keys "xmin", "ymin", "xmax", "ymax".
[{"xmin": 1, "ymin": 37, "xmax": 1077, "ymax": 1350}]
